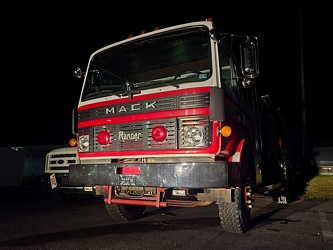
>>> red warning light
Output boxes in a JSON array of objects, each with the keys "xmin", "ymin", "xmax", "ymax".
[
  {"xmin": 97, "ymin": 130, "xmax": 111, "ymax": 145},
  {"xmin": 151, "ymin": 125, "xmax": 167, "ymax": 142}
]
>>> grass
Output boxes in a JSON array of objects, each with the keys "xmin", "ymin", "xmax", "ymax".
[{"xmin": 301, "ymin": 175, "xmax": 333, "ymax": 200}]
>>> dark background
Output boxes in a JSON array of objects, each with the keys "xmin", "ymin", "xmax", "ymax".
[{"xmin": 1, "ymin": 1, "xmax": 332, "ymax": 161}]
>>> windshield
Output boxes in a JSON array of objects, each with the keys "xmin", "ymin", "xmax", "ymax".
[{"xmin": 81, "ymin": 26, "xmax": 212, "ymax": 101}]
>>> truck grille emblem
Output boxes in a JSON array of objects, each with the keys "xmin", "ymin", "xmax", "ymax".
[{"xmin": 119, "ymin": 131, "xmax": 143, "ymax": 140}]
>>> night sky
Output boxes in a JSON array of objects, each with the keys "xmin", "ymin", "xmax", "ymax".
[{"xmin": 1, "ymin": 1, "xmax": 332, "ymax": 155}]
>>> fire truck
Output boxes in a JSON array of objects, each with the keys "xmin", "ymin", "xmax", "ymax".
[{"xmin": 68, "ymin": 18, "xmax": 295, "ymax": 233}]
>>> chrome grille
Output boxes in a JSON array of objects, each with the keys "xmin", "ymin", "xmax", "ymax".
[
  {"xmin": 78, "ymin": 92, "xmax": 210, "ymax": 122},
  {"xmin": 45, "ymin": 148, "xmax": 78, "ymax": 173},
  {"xmin": 93, "ymin": 118, "xmax": 177, "ymax": 152},
  {"xmin": 179, "ymin": 93, "xmax": 209, "ymax": 108}
]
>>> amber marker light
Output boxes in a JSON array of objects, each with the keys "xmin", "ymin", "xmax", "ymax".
[
  {"xmin": 69, "ymin": 138, "xmax": 77, "ymax": 147},
  {"xmin": 220, "ymin": 126, "xmax": 232, "ymax": 137}
]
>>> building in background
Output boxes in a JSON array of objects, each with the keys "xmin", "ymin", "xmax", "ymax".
[{"xmin": 0, "ymin": 145, "xmax": 66, "ymax": 186}]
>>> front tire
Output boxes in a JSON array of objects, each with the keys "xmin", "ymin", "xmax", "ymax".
[
  {"xmin": 218, "ymin": 146, "xmax": 254, "ymax": 233},
  {"xmin": 218, "ymin": 187, "xmax": 251, "ymax": 233}
]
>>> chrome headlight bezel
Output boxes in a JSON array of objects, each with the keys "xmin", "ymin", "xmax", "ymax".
[
  {"xmin": 78, "ymin": 135, "xmax": 90, "ymax": 152},
  {"xmin": 184, "ymin": 126, "xmax": 204, "ymax": 147}
]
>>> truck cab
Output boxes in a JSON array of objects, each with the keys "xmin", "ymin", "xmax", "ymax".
[{"xmin": 68, "ymin": 19, "xmax": 294, "ymax": 233}]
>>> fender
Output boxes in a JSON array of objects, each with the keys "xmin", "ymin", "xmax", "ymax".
[
  {"xmin": 229, "ymin": 138, "xmax": 246, "ymax": 163},
  {"xmin": 227, "ymin": 138, "xmax": 248, "ymax": 187}
]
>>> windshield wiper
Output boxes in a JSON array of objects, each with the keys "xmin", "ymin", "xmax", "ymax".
[
  {"xmin": 85, "ymin": 90, "xmax": 120, "ymax": 100},
  {"xmin": 157, "ymin": 81, "xmax": 179, "ymax": 89},
  {"xmin": 139, "ymin": 80, "xmax": 179, "ymax": 89},
  {"xmin": 120, "ymin": 81, "xmax": 141, "ymax": 100}
]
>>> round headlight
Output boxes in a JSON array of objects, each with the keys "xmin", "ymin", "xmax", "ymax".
[
  {"xmin": 79, "ymin": 135, "xmax": 90, "ymax": 152},
  {"xmin": 185, "ymin": 127, "xmax": 203, "ymax": 146}
]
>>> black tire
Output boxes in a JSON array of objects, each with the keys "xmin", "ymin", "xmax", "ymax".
[
  {"xmin": 218, "ymin": 187, "xmax": 251, "ymax": 233},
  {"xmin": 218, "ymin": 147, "xmax": 254, "ymax": 233},
  {"xmin": 105, "ymin": 203, "xmax": 146, "ymax": 221},
  {"xmin": 273, "ymin": 148, "xmax": 296, "ymax": 203}
]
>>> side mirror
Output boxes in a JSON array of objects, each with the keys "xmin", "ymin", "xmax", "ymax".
[
  {"xmin": 240, "ymin": 37, "xmax": 259, "ymax": 78},
  {"xmin": 209, "ymin": 29, "xmax": 222, "ymax": 43},
  {"xmin": 73, "ymin": 67, "xmax": 84, "ymax": 79}
]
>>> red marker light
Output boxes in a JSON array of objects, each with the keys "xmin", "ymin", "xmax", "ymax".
[
  {"xmin": 97, "ymin": 130, "xmax": 110, "ymax": 145},
  {"xmin": 117, "ymin": 167, "xmax": 141, "ymax": 175},
  {"xmin": 151, "ymin": 125, "xmax": 167, "ymax": 142}
]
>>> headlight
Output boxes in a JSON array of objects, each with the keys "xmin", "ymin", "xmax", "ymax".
[
  {"xmin": 185, "ymin": 126, "xmax": 203, "ymax": 146},
  {"xmin": 79, "ymin": 135, "xmax": 90, "ymax": 152}
]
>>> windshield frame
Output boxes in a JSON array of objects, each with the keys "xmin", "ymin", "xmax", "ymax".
[{"xmin": 81, "ymin": 25, "xmax": 213, "ymax": 102}]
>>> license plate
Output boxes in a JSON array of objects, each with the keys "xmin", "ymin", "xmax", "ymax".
[
  {"xmin": 119, "ymin": 175, "xmax": 136, "ymax": 185},
  {"xmin": 50, "ymin": 173, "xmax": 57, "ymax": 189}
]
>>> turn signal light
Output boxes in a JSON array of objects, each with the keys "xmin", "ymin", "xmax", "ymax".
[
  {"xmin": 220, "ymin": 126, "xmax": 232, "ymax": 137},
  {"xmin": 69, "ymin": 138, "xmax": 77, "ymax": 146}
]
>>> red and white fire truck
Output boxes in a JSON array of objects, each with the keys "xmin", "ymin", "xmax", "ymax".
[{"xmin": 68, "ymin": 18, "xmax": 295, "ymax": 233}]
